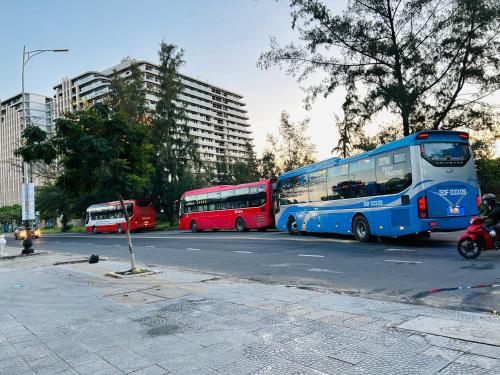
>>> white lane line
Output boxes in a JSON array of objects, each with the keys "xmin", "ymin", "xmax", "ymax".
[
  {"xmin": 298, "ymin": 254, "xmax": 325, "ymax": 258},
  {"xmin": 308, "ymin": 268, "xmax": 342, "ymax": 274},
  {"xmin": 385, "ymin": 248, "xmax": 416, "ymax": 252},
  {"xmin": 145, "ymin": 245, "xmax": 156, "ymax": 248},
  {"xmin": 185, "ymin": 248, "xmax": 201, "ymax": 251},
  {"xmin": 234, "ymin": 251, "xmax": 253, "ymax": 254},
  {"xmin": 113, "ymin": 244, "xmax": 122, "ymax": 247},
  {"xmin": 385, "ymin": 259, "xmax": 422, "ymax": 264}
]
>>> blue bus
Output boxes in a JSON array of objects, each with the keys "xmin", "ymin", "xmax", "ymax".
[{"xmin": 274, "ymin": 130, "xmax": 480, "ymax": 242}]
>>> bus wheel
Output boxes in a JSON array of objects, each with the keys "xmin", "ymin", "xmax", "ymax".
[
  {"xmin": 117, "ymin": 224, "xmax": 123, "ymax": 234},
  {"xmin": 235, "ymin": 218, "xmax": 246, "ymax": 232},
  {"xmin": 353, "ymin": 216, "xmax": 371, "ymax": 242},
  {"xmin": 190, "ymin": 220, "xmax": 198, "ymax": 233},
  {"xmin": 92, "ymin": 226, "xmax": 97, "ymax": 234},
  {"xmin": 287, "ymin": 217, "xmax": 298, "ymax": 235}
]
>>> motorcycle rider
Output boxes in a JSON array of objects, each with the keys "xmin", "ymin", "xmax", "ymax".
[{"xmin": 481, "ymin": 194, "xmax": 500, "ymax": 240}]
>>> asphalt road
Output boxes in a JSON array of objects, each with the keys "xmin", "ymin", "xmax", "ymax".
[{"xmin": 5, "ymin": 229, "xmax": 500, "ymax": 312}]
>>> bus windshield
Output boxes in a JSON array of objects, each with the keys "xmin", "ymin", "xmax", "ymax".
[{"xmin": 422, "ymin": 143, "xmax": 469, "ymax": 161}]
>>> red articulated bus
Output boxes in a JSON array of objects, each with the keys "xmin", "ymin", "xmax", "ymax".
[
  {"xmin": 85, "ymin": 200, "xmax": 156, "ymax": 234},
  {"xmin": 178, "ymin": 179, "xmax": 276, "ymax": 232}
]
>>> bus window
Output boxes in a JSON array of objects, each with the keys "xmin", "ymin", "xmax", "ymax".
[
  {"xmin": 376, "ymin": 149, "xmax": 412, "ymax": 195},
  {"xmin": 279, "ymin": 178, "xmax": 295, "ymax": 205},
  {"xmin": 294, "ymin": 174, "xmax": 309, "ymax": 203},
  {"xmin": 207, "ymin": 191, "xmax": 221, "ymax": 211},
  {"xmin": 308, "ymin": 169, "xmax": 327, "ymax": 202},
  {"xmin": 326, "ymin": 164, "xmax": 349, "ymax": 200},
  {"xmin": 234, "ymin": 187, "xmax": 249, "ymax": 208},
  {"xmin": 421, "ymin": 142, "xmax": 470, "ymax": 167},
  {"xmin": 220, "ymin": 189, "xmax": 235, "ymax": 209},
  {"xmin": 349, "ymin": 158, "xmax": 376, "ymax": 197},
  {"xmin": 249, "ymin": 185, "xmax": 266, "ymax": 207}
]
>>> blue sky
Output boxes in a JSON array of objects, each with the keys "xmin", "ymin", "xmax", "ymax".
[
  {"xmin": 1, "ymin": 0, "xmax": 349, "ymax": 159},
  {"xmin": 2, "ymin": 0, "xmax": 497, "ymax": 157}
]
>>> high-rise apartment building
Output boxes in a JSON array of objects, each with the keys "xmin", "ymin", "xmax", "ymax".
[
  {"xmin": 0, "ymin": 93, "xmax": 52, "ymax": 206},
  {"xmin": 53, "ymin": 57, "xmax": 253, "ymax": 162}
]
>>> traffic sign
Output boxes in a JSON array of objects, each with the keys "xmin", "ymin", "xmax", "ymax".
[{"xmin": 20, "ymin": 183, "xmax": 35, "ymax": 221}]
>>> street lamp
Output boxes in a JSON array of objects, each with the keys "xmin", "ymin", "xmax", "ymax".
[{"xmin": 20, "ymin": 45, "xmax": 68, "ymax": 255}]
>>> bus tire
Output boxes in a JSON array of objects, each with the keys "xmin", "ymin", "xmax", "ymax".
[
  {"xmin": 353, "ymin": 215, "xmax": 371, "ymax": 242},
  {"xmin": 287, "ymin": 216, "xmax": 298, "ymax": 235},
  {"xmin": 117, "ymin": 224, "xmax": 123, "ymax": 234},
  {"xmin": 190, "ymin": 220, "xmax": 198, "ymax": 233},
  {"xmin": 92, "ymin": 226, "xmax": 97, "ymax": 234},
  {"xmin": 235, "ymin": 218, "xmax": 246, "ymax": 232}
]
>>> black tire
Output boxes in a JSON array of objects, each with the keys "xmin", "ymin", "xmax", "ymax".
[
  {"xmin": 287, "ymin": 216, "xmax": 298, "ymax": 235},
  {"xmin": 117, "ymin": 224, "xmax": 123, "ymax": 234},
  {"xmin": 92, "ymin": 226, "xmax": 97, "ymax": 234},
  {"xmin": 235, "ymin": 218, "xmax": 246, "ymax": 232},
  {"xmin": 353, "ymin": 216, "xmax": 371, "ymax": 242},
  {"xmin": 190, "ymin": 220, "xmax": 198, "ymax": 233},
  {"xmin": 457, "ymin": 238, "xmax": 482, "ymax": 259}
]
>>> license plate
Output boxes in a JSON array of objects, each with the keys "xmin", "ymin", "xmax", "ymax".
[{"xmin": 447, "ymin": 206, "xmax": 463, "ymax": 215}]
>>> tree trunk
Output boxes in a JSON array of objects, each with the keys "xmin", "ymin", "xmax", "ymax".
[
  {"xmin": 402, "ymin": 109, "xmax": 410, "ymax": 136},
  {"xmin": 117, "ymin": 192, "xmax": 138, "ymax": 271}
]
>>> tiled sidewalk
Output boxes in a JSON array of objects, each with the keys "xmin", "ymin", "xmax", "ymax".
[{"xmin": 0, "ymin": 248, "xmax": 499, "ymax": 374}]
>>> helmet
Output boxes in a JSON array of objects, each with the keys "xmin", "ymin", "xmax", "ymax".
[{"xmin": 482, "ymin": 193, "xmax": 496, "ymax": 201}]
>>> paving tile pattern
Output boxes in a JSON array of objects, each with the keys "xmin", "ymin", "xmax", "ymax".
[{"xmin": 0, "ymin": 251, "xmax": 499, "ymax": 374}]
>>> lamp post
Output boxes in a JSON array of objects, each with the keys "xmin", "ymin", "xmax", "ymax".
[{"xmin": 20, "ymin": 45, "xmax": 68, "ymax": 255}]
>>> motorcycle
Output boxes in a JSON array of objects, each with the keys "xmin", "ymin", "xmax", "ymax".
[{"xmin": 457, "ymin": 217, "xmax": 500, "ymax": 259}]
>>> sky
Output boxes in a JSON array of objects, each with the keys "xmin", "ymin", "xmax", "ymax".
[
  {"xmin": 0, "ymin": 0, "xmax": 349, "ymax": 160},
  {"xmin": 1, "ymin": 0, "xmax": 498, "ymax": 158}
]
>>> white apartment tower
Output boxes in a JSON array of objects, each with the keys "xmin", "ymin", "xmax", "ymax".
[
  {"xmin": 53, "ymin": 58, "xmax": 253, "ymax": 162},
  {"xmin": 0, "ymin": 93, "xmax": 52, "ymax": 206}
]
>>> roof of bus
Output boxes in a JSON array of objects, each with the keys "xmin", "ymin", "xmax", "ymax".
[
  {"xmin": 86, "ymin": 200, "xmax": 135, "ymax": 212},
  {"xmin": 278, "ymin": 130, "xmax": 470, "ymax": 181},
  {"xmin": 181, "ymin": 179, "xmax": 274, "ymax": 198}
]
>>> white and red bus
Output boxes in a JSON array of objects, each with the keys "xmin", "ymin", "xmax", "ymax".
[
  {"xmin": 85, "ymin": 200, "xmax": 156, "ymax": 234},
  {"xmin": 179, "ymin": 179, "xmax": 276, "ymax": 232}
]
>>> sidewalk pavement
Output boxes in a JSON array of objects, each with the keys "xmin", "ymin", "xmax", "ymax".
[{"xmin": 1, "ymin": 246, "xmax": 500, "ymax": 375}]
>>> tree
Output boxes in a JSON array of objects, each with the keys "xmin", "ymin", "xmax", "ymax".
[
  {"xmin": 17, "ymin": 104, "xmax": 153, "ymax": 272},
  {"xmin": 35, "ymin": 184, "xmax": 66, "ymax": 221},
  {"xmin": 267, "ymin": 111, "xmax": 317, "ymax": 172},
  {"xmin": 108, "ymin": 62, "xmax": 148, "ymax": 125},
  {"xmin": 258, "ymin": 0, "xmax": 500, "ymax": 136},
  {"xmin": 0, "ymin": 204, "xmax": 21, "ymax": 228},
  {"xmin": 233, "ymin": 142, "xmax": 260, "ymax": 183},
  {"xmin": 151, "ymin": 42, "xmax": 202, "ymax": 224},
  {"xmin": 259, "ymin": 150, "xmax": 280, "ymax": 179},
  {"xmin": 476, "ymin": 158, "xmax": 500, "ymax": 196}
]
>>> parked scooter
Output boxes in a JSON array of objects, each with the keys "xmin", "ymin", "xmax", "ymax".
[{"xmin": 457, "ymin": 217, "xmax": 500, "ymax": 259}]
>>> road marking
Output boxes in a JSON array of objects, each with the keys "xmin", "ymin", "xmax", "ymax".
[
  {"xmin": 234, "ymin": 251, "xmax": 253, "ymax": 254},
  {"xmin": 385, "ymin": 259, "xmax": 422, "ymax": 264},
  {"xmin": 113, "ymin": 244, "xmax": 122, "ymax": 247},
  {"xmin": 298, "ymin": 254, "xmax": 325, "ymax": 258},
  {"xmin": 308, "ymin": 268, "xmax": 342, "ymax": 274},
  {"xmin": 385, "ymin": 248, "xmax": 416, "ymax": 252},
  {"xmin": 145, "ymin": 245, "xmax": 156, "ymax": 248},
  {"xmin": 185, "ymin": 248, "xmax": 201, "ymax": 251},
  {"xmin": 39, "ymin": 234, "xmax": 360, "ymax": 244},
  {"xmin": 265, "ymin": 263, "xmax": 309, "ymax": 267}
]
